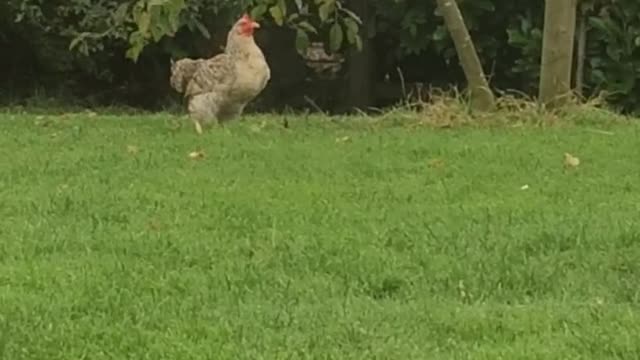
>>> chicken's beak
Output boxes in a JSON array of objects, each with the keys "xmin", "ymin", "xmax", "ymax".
[{"xmin": 252, "ymin": 21, "xmax": 260, "ymax": 29}]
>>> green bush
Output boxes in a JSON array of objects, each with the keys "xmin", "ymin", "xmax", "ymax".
[{"xmin": 1, "ymin": 0, "xmax": 640, "ymax": 114}]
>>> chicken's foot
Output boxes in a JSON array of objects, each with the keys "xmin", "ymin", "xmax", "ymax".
[{"xmin": 193, "ymin": 119, "xmax": 203, "ymax": 134}]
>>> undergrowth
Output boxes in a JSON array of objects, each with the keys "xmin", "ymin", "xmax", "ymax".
[
  {"xmin": 2, "ymin": 90, "xmax": 631, "ymax": 130},
  {"xmin": 369, "ymin": 89, "xmax": 631, "ymax": 129}
]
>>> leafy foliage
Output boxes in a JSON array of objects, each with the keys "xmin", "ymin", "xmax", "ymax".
[
  {"xmin": 250, "ymin": 0, "xmax": 363, "ymax": 55},
  {"xmin": 2, "ymin": 0, "xmax": 640, "ymax": 113},
  {"xmin": 584, "ymin": 0, "xmax": 640, "ymax": 112},
  {"xmin": 5, "ymin": 0, "xmax": 361, "ymax": 63}
]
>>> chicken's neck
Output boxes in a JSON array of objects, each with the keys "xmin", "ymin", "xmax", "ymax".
[
  {"xmin": 224, "ymin": 33, "xmax": 270, "ymax": 101},
  {"xmin": 225, "ymin": 34, "xmax": 263, "ymax": 60}
]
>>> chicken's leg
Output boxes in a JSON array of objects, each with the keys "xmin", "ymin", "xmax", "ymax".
[
  {"xmin": 193, "ymin": 119, "xmax": 203, "ymax": 134},
  {"xmin": 188, "ymin": 94, "xmax": 213, "ymax": 135}
]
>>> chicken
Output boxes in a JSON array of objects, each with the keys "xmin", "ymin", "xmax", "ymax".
[{"xmin": 170, "ymin": 14, "xmax": 271, "ymax": 134}]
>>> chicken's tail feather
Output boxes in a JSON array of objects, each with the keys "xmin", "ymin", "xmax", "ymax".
[{"xmin": 169, "ymin": 58, "xmax": 201, "ymax": 94}]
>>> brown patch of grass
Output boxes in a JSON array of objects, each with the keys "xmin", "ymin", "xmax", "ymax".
[{"xmin": 369, "ymin": 88, "xmax": 630, "ymax": 129}]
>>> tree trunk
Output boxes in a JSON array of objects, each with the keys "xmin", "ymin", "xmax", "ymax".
[
  {"xmin": 436, "ymin": 0, "xmax": 495, "ymax": 111},
  {"xmin": 574, "ymin": 2, "xmax": 588, "ymax": 99},
  {"xmin": 347, "ymin": 0, "xmax": 374, "ymax": 111},
  {"xmin": 539, "ymin": 0, "xmax": 578, "ymax": 108}
]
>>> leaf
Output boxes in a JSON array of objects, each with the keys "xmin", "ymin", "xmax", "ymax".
[
  {"xmin": 564, "ymin": 153, "xmax": 580, "ymax": 168},
  {"xmin": 34, "ymin": 115, "xmax": 52, "ymax": 127},
  {"xmin": 474, "ymin": 0, "xmax": 495, "ymax": 12},
  {"xmin": 147, "ymin": 0, "xmax": 167, "ymax": 7},
  {"xmin": 188, "ymin": 150, "xmax": 205, "ymax": 159},
  {"xmin": 295, "ymin": 29, "xmax": 310, "ymax": 53},
  {"xmin": 127, "ymin": 145, "xmax": 139, "ymax": 154},
  {"xmin": 427, "ymin": 158, "xmax": 445, "ymax": 168},
  {"xmin": 163, "ymin": 1, "xmax": 183, "ymax": 34},
  {"xmin": 69, "ymin": 34, "xmax": 86, "ymax": 51},
  {"xmin": 269, "ymin": 5, "xmax": 284, "ymax": 26},
  {"xmin": 339, "ymin": 7, "xmax": 362, "ymax": 24},
  {"xmin": 126, "ymin": 42, "xmax": 145, "ymax": 61},
  {"xmin": 296, "ymin": 20, "xmax": 317, "ymax": 34},
  {"xmin": 432, "ymin": 25, "xmax": 448, "ymax": 42},
  {"xmin": 318, "ymin": 1, "xmax": 334, "ymax": 22},
  {"xmin": 343, "ymin": 17, "xmax": 359, "ymax": 44},
  {"xmin": 166, "ymin": 0, "xmax": 185, "ymax": 16},
  {"xmin": 137, "ymin": 11, "xmax": 151, "ymax": 35},
  {"xmin": 251, "ymin": 4, "xmax": 268, "ymax": 20},
  {"xmin": 194, "ymin": 20, "xmax": 211, "ymax": 39},
  {"xmin": 150, "ymin": 28, "xmax": 164, "ymax": 42},
  {"xmin": 329, "ymin": 22, "xmax": 343, "ymax": 52},
  {"xmin": 149, "ymin": 6, "xmax": 168, "ymax": 42},
  {"xmin": 250, "ymin": 120, "xmax": 268, "ymax": 132},
  {"xmin": 354, "ymin": 34, "xmax": 363, "ymax": 51},
  {"xmin": 126, "ymin": 31, "xmax": 146, "ymax": 61},
  {"xmin": 113, "ymin": 3, "xmax": 130, "ymax": 23},
  {"xmin": 277, "ymin": 0, "xmax": 287, "ymax": 18},
  {"xmin": 343, "ymin": 17, "xmax": 359, "ymax": 33},
  {"xmin": 588, "ymin": 17, "xmax": 614, "ymax": 35},
  {"xmin": 345, "ymin": 18, "xmax": 362, "ymax": 51}
]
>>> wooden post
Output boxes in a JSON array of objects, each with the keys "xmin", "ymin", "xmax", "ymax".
[
  {"xmin": 436, "ymin": 0, "xmax": 495, "ymax": 111},
  {"xmin": 347, "ymin": 0, "xmax": 374, "ymax": 111},
  {"xmin": 539, "ymin": 0, "xmax": 578, "ymax": 107},
  {"xmin": 574, "ymin": 2, "xmax": 588, "ymax": 98}
]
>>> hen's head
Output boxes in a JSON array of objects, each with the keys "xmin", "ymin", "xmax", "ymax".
[{"xmin": 233, "ymin": 14, "xmax": 260, "ymax": 37}]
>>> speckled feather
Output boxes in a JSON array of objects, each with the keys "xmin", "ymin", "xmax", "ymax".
[
  {"xmin": 168, "ymin": 15, "xmax": 270, "ymax": 129},
  {"xmin": 169, "ymin": 58, "xmax": 206, "ymax": 94},
  {"xmin": 182, "ymin": 54, "xmax": 235, "ymax": 98}
]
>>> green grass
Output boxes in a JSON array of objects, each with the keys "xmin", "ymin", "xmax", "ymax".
[{"xmin": 1, "ymin": 111, "xmax": 640, "ymax": 359}]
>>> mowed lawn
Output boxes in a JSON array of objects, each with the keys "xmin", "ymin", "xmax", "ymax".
[{"xmin": 1, "ymin": 112, "xmax": 640, "ymax": 359}]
